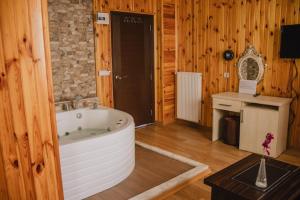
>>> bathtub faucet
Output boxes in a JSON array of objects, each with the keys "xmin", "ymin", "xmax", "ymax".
[
  {"xmin": 73, "ymin": 95, "xmax": 83, "ymax": 109},
  {"xmin": 63, "ymin": 102, "xmax": 71, "ymax": 111},
  {"xmin": 92, "ymin": 102, "xmax": 98, "ymax": 109}
]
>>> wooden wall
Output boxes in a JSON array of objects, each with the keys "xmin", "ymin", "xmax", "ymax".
[
  {"xmin": 0, "ymin": 0, "xmax": 63, "ymax": 199},
  {"xmin": 93, "ymin": 0, "xmax": 300, "ymax": 148},
  {"xmin": 162, "ymin": 0, "xmax": 177, "ymax": 123},
  {"xmin": 1, "ymin": 1, "xmax": 299, "ymax": 198},
  {"xmin": 94, "ymin": 0, "xmax": 176, "ymax": 123},
  {"xmin": 177, "ymin": 0, "xmax": 300, "ymax": 148}
]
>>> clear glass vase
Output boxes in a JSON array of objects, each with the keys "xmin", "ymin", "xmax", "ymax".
[{"xmin": 255, "ymin": 157, "xmax": 267, "ymax": 188}]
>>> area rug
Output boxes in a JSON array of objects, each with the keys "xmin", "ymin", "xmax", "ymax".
[
  {"xmin": 131, "ymin": 141, "xmax": 209, "ymax": 200},
  {"xmin": 86, "ymin": 142, "xmax": 209, "ymax": 200}
]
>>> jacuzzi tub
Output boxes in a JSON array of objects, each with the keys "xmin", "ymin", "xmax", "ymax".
[{"xmin": 56, "ymin": 107, "xmax": 135, "ymax": 200}]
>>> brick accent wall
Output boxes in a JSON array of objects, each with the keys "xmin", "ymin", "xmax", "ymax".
[{"xmin": 48, "ymin": 0, "xmax": 96, "ymax": 101}]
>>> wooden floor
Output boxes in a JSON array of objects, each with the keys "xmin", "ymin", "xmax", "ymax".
[
  {"xmin": 135, "ymin": 122, "xmax": 300, "ymax": 200},
  {"xmin": 86, "ymin": 145, "xmax": 193, "ymax": 200}
]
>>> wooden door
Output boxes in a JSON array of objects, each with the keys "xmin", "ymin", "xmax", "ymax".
[{"xmin": 111, "ymin": 12, "xmax": 154, "ymax": 126}]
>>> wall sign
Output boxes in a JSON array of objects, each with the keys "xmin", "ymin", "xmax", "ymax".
[{"xmin": 96, "ymin": 12, "xmax": 109, "ymax": 24}]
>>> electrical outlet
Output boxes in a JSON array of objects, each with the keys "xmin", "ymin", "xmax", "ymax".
[{"xmin": 224, "ymin": 72, "xmax": 230, "ymax": 78}]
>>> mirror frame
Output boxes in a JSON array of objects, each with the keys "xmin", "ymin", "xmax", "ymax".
[{"xmin": 236, "ymin": 45, "xmax": 266, "ymax": 83}]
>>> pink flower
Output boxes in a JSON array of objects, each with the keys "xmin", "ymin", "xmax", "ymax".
[{"xmin": 262, "ymin": 133, "xmax": 274, "ymax": 156}]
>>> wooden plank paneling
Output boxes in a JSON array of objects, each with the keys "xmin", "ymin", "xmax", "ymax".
[
  {"xmin": 95, "ymin": 24, "xmax": 114, "ymax": 107},
  {"xmin": 41, "ymin": 0, "xmax": 64, "ymax": 198},
  {"xmin": 178, "ymin": 0, "xmax": 300, "ymax": 148},
  {"xmin": 0, "ymin": 25, "xmax": 13, "ymax": 200},
  {"xmin": 162, "ymin": 0, "xmax": 176, "ymax": 123},
  {"xmin": 155, "ymin": 0, "xmax": 163, "ymax": 122},
  {"xmin": 0, "ymin": 0, "xmax": 38, "ymax": 198},
  {"xmin": 0, "ymin": 148, "xmax": 8, "ymax": 199},
  {"xmin": 0, "ymin": 0, "xmax": 63, "ymax": 198},
  {"xmin": 292, "ymin": 59, "xmax": 300, "ymax": 148},
  {"xmin": 93, "ymin": 0, "xmax": 300, "ymax": 147},
  {"xmin": 177, "ymin": 0, "xmax": 193, "ymax": 72},
  {"xmin": 94, "ymin": 0, "xmax": 176, "ymax": 123}
]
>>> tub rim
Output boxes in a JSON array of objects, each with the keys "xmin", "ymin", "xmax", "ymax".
[{"xmin": 57, "ymin": 106, "xmax": 134, "ymax": 146}]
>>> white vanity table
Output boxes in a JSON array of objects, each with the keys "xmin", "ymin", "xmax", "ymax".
[{"xmin": 212, "ymin": 92, "xmax": 292, "ymax": 158}]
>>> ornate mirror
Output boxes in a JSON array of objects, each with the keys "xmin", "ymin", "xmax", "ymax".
[{"xmin": 236, "ymin": 46, "xmax": 266, "ymax": 83}]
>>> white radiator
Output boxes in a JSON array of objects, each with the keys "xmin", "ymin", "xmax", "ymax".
[{"xmin": 176, "ymin": 72, "xmax": 202, "ymax": 123}]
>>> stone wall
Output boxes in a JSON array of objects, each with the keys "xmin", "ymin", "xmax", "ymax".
[{"xmin": 48, "ymin": 0, "xmax": 96, "ymax": 102}]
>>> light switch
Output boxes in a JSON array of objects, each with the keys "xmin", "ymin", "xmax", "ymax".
[
  {"xmin": 96, "ymin": 13, "xmax": 109, "ymax": 24},
  {"xmin": 98, "ymin": 70, "xmax": 111, "ymax": 76}
]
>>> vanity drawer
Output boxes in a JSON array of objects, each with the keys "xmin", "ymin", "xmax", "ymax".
[{"xmin": 213, "ymin": 98, "xmax": 241, "ymax": 112}]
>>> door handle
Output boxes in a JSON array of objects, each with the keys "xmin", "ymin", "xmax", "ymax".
[
  {"xmin": 219, "ymin": 103, "xmax": 232, "ymax": 107},
  {"xmin": 115, "ymin": 75, "xmax": 128, "ymax": 80}
]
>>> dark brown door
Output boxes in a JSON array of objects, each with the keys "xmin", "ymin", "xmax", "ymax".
[{"xmin": 111, "ymin": 12, "xmax": 154, "ymax": 126}]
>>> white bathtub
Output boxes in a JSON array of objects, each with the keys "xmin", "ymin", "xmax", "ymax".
[{"xmin": 56, "ymin": 107, "xmax": 135, "ymax": 200}]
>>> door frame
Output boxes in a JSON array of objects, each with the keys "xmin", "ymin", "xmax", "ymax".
[
  {"xmin": 110, "ymin": 11, "xmax": 155, "ymax": 124},
  {"xmin": 94, "ymin": 8, "xmax": 162, "ymax": 122}
]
